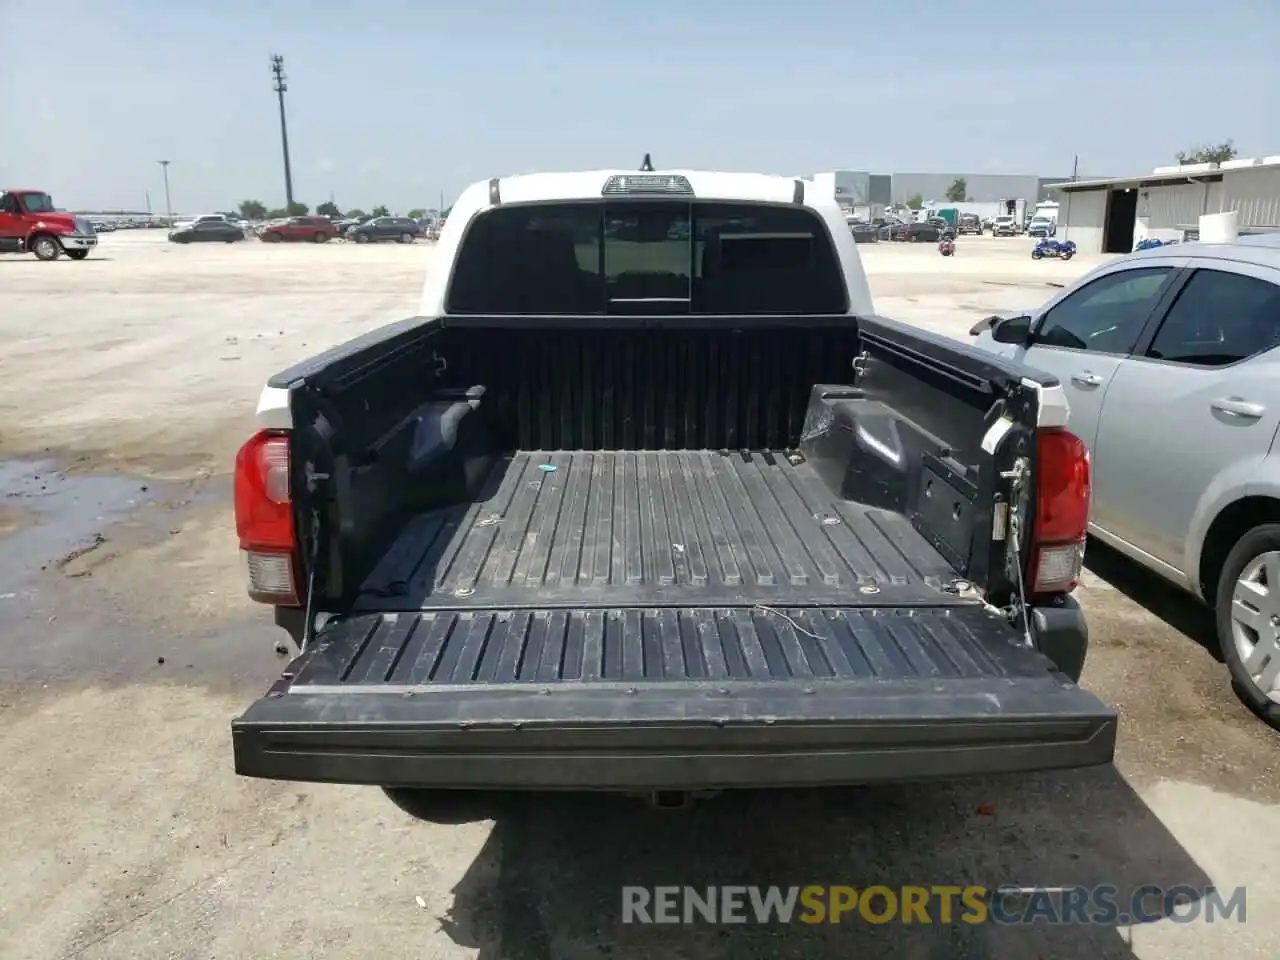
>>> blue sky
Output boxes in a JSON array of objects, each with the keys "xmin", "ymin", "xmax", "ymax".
[{"xmin": 3, "ymin": 0, "xmax": 1277, "ymax": 214}]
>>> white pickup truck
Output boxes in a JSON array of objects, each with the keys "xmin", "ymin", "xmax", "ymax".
[{"xmin": 229, "ymin": 166, "xmax": 1116, "ymax": 811}]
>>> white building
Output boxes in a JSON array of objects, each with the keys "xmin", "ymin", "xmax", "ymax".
[{"xmin": 1048, "ymin": 155, "xmax": 1280, "ymax": 254}]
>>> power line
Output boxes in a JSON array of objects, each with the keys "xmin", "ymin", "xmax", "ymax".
[{"xmin": 270, "ymin": 54, "xmax": 295, "ymax": 208}]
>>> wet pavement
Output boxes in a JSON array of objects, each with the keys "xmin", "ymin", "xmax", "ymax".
[
  {"xmin": 0, "ymin": 460, "xmax": 276, "ymax": 696},
  {"xmin": 0, "ymin": 458, "xmax": 158, "ymax": 587}
]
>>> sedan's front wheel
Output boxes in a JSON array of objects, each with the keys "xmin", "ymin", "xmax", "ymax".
[
  {"xmin": 400, "ymin": 232, "xmax": 414, "ymax": 243},
  {"xmin": 1216, "ymin": 526, "xmax": 1280, "ymax": 730},
  {"xmin": 355, "ymin": 233, "xmax": 370, "ymax": 244}
]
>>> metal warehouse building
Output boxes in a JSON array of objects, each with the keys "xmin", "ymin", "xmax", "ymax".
[
  {"xmin": 887, "ymin": 173, "xmax": 1065, "ymax": 205},
  {"xmin": 1050, "ymin": 155, "xmax": 1280, "ymax": 254},
  {"xmin": 810, "ymin": 171, "xmax": 1079, "ymax": 208}
]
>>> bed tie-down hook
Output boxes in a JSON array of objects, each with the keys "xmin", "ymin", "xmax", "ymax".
[{"xmin": 852, "ymin": 351, "xmax": 869, "ymax": 382}]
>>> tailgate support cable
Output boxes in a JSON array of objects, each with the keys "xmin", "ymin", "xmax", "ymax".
[
  {"xmin": 299, "ymin": 453, "xmax": 331, "ymax": 651},
  {"xmin": 1002, "ymin": 457, "xmax": 1035, "ymax": 648},
  {"xmin": 299, "ymin": 508, "xmax": 322, "ymax": 652}
]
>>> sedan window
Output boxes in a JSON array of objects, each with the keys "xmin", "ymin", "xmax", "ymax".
[
  {"xmin": 1035, "ymin": 267, "xmax": 1172, "ymax": 354},
  {"xmin": 1147, "ymin": 269, "xmax": 1280, "ymax": 366}
]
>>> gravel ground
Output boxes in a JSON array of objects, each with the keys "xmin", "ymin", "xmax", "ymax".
[{"xmin": 0, "ymin": 230, "xmax": 1275, "ymax": 960}]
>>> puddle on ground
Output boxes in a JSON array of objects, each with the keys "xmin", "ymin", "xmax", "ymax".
[{"xmin": 0, "ymin": 458, "xmax": 160, "ymax": 590}]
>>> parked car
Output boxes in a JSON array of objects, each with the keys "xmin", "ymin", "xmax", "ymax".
[
  {"xmin": 173, "ymin": 214, "xmax": 231, "ymax": 230},
  {"xmin": 879, "ymin": 221, "xmax": 943, "ymax": 243},
  {"xmin": 169, "ymin": 220, "xmax": 247, "ymax": 243},
  {"xmin": 850, "ymin": 221, "xmax": 879, "ymax": 243},
  {"xmin": 969, "ymin": 234, "xmax": 1280, "ymax": 728},
  {"xmin": 0, "ymin": 188, "xmax": 97, "ymax": 260},
  {"xmin": 958, "ymin": 215, "xmax": 982, "ymax": 235},
  {"xmin": 1134, "ymin": 237, "xmax": 1178, "ymax": 251},
  {"xmin": 346, "ymin": 216, "xmax": 421, "ymax": 244},
  {"xmin": 992, "ymin": 216, "xmax": 1018, "ymax": 237},
  {"xmin": 258, "ymin": 215, "xmax": 339, "ymax": 243},
  {"xmin": 1028, "ymin": 217, "xmax": 1057, "ymax": 238}
]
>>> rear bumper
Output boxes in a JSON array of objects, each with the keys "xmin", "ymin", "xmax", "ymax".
[{"xmin": 234, "ymin": 680, "xmax": 1116, "ymax": 791}]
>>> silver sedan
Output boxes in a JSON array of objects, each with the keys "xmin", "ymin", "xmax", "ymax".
[{"xmin": 970, "ymin": 234, "xmax": 1280, "ymax": 728}]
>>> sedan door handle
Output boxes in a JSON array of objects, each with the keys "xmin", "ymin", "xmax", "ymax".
[
  {"xmin": 1211, "ymin": 398, "xmax": 1266, "ymax": 419},
  {"xmin": 1071, "ymin": 372, "xmax": 1104, "ymax": 387}
]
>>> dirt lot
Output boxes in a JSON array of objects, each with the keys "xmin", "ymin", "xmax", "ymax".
[{"xmin": 1, "ymin": 230, "xmax": 1276, "ymax": 959}]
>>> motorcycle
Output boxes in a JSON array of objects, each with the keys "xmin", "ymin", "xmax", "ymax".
[
  {"xmin": 1133, "ymin": 237, "xmax": 1177, "ymax": 252},
  {"xmin": 938, "ymin": 233, "xmax": 956, "ymax": 256},
  {"xmin": 1032, "ymin": 238, "xmax": 1076, "ymax": 261}
]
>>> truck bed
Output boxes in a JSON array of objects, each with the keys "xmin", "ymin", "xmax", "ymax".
[
  {"xmin": 234, "ymin": 318, "xmax": 1116, "ymax": 791},
  {"xmin": 356, "ymin": 450, "xmax": 967, "ymax": 612}
]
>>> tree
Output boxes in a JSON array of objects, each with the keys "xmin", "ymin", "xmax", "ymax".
[
  {"xmin": 441, "ymin": 205, "xmax": 452, "ymax": 218},
  {"xmin": 238, "ymin": 200, "xmax": 267, "ymax": 220},
  {"xmin": 407, "ymin": 208, "xmax": 426, "ymax": 219},
  {"xmin": 286, "ymin": 201, "xmax": 309, "ymax": 216},
  {"xmin": 905, "ymin": 194, "xmax": 923, "ymax": 210},
  {"xmin": 371, "ymin": 204, "xmax": 390, "ymax": 217},
  {"xmin": 945, "ymin": 178, "xmax": 968, "ymax": 203},
  {"xmin": 316, "ymin": 200, "xmax": 341, "ymax": 217},
  {"xmin": 344, "ymin": 208, "xmax": 367, "ymax": 220},
  {"xmin": 266, "ymin": 207, "xmax": 289, "ymax": 219},
  {"xmin": 1176, "ymin": 140, "xmax": 1237, "ymax": 164}
]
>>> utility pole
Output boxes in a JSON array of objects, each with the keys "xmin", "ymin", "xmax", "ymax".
[
  {"xmin": 271, "ymin": 54, "xmax": 295, "ymax": 209},
  {"xmin": 157, "ymin": 160, "xmax": 172, "ymax": 225}
]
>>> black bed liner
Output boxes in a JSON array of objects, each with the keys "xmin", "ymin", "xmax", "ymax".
[
  {"xmin": 233, "ymin": 605, "xmax": 1117, "ymax": 789},
  {"xmin": 288, "ymin": 607, "xmax": 1025, "ymax": 687},
  {"xmin": 357, "ymin": 450, "xmax": 966, "ymax": 612}
]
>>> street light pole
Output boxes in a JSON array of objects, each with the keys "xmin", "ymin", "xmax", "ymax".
[{"xmin": 157, "ymin": 160, "xmax": 173, "ymax": 226}]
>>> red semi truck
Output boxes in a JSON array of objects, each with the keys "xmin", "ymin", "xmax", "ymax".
[{"xmin": 0, "ymin": 188, "xmax": 98, "ymax": 261}]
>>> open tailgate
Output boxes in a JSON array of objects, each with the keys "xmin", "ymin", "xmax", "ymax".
[{"xmin": 233, "ymin": 606, "xmax": 1116, "ymax": 790}]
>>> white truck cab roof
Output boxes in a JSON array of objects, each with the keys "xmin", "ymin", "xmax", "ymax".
[{"xmin": 419, "ymin": 169, "xmax": 875, "ymax": 318}]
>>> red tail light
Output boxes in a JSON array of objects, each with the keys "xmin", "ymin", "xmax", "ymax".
[
  {"xmin": 1030, "ymin": 427, "xmax": 1091, "ymax": 595},
  {"xmin": 234, "ymin": 430, "xmax": 300, "ymax": 606}
]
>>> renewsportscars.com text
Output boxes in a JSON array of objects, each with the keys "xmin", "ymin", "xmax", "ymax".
[{"xmin": 621, "ymin": 885, "xmax": 1247, "ymax": 926}]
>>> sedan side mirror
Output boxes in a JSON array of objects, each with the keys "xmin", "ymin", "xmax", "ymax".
[{"xmin": 990, "ymin": 314, "xmax": 1034, "ymax": 344}]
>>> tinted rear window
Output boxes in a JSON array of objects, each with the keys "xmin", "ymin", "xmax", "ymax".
[{"xmin": 447, "ymin": 201, "xmax": 847, "ymax": 315}]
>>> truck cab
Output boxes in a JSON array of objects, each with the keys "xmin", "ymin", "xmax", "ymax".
[{"xmin": 0, "ymin": 189, "xmax": 98, "ymax": 261}]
